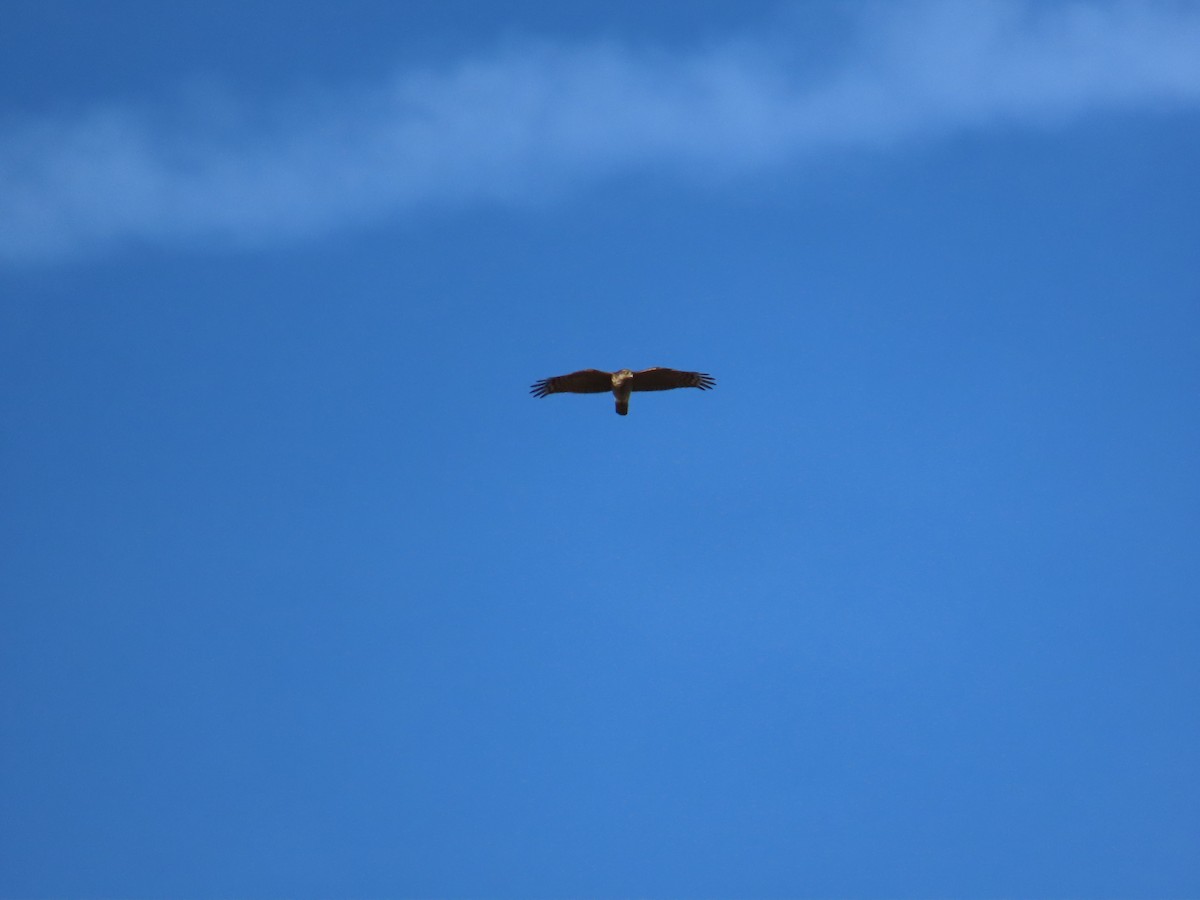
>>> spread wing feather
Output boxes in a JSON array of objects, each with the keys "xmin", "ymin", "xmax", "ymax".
[
  {"xmin": 530, "ymin": 369, "xmax": 613, "ymax": 397},
  {"xmin": 629, "ymin": 368, "xmax": 716, "ymax": 392}
]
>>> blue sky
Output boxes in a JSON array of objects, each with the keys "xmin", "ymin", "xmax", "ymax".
[{"xmin": 1, "ymin": 1, "xmax": 1198, "ymax": 897}]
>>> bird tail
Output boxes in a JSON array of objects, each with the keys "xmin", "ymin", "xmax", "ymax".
[{"xmin": 615, "ymin": 400, "xmax": 629, "ymax": 416}]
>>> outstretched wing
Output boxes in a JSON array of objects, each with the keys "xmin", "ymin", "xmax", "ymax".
[
  {"xmin": 629, "ymin": 368, "xmax": 716, "ymax": 392},
  {"xmin": 530, "ymin": 369, "xmax": 613, "ymax": 398}
]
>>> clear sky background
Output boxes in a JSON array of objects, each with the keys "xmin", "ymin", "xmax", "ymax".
[{"xmin": 2, "ymin": 1, "xmax": 1198, "ymax": 897}]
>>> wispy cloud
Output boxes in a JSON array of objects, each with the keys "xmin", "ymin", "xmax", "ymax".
[{"xmin": 2, "ymin": 1, "xmax": 1198, "ymax": 262}]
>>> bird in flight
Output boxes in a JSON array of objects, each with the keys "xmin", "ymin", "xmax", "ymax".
[{"xmin": 530, "ymin": 367, "xmax": 715, "ymax": 416}]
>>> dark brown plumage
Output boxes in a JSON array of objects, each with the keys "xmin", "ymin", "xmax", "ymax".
[{"xmin": 530, "ymin": 367, "xmax": 715, "ymax": 415}]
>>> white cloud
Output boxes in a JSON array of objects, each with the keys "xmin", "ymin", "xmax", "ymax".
[{"xmin": 2, "ymin": 1, "xmax": 1198, "ymax": 262}]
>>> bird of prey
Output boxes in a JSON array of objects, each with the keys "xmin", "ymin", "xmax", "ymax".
[{"xmin": 530, "ymin": 367, "xmax": 715, "ymax": 415}]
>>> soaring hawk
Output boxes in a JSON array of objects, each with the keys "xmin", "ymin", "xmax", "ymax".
[{"xmin": 530, "ymin": 367, "xmax": 715, "ymax": 416}]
